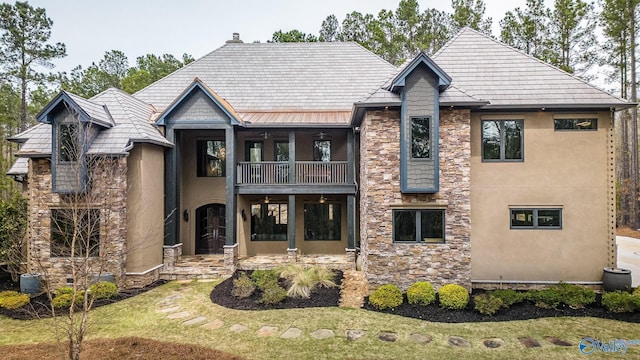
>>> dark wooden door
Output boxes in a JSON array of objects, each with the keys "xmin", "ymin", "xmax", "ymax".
[{"xmin": 195, "ymin": 204, "xmax": 226, "ymax": 254}]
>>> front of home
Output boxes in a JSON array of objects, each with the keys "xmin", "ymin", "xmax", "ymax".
[{"xmin": 7, "ymin": 29, "xmax": 631, "ymax": 290}]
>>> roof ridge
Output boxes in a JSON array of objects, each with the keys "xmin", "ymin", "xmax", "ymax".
[{"xmin": 432, "ymin": 27, "xmax": 470, "ymax": 58}]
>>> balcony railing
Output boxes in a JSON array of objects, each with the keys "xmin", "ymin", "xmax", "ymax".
[{"xmin": 237, "ymin": 161, "xmax": 349, "ymax": 185}]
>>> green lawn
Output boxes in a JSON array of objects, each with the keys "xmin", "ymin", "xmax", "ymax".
[{"xmin": 2, "ymin": 280, "xmax": 640, "ymax": 359}]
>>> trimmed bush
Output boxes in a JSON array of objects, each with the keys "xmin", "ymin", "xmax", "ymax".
[
  {"xmin": 438, "ymin": 284, "xmax": 469, "ymax": 310},
  {"xmin": 474, "ymin": 293, "xmax": 503, "ymax": 315},
  {"xmin": 602, "ymin": 291, "xmax": 639, "ymax": 313},
  {"xmin": 89, "ymin": 281, "xmax": 118, "ymax": 300},
  {"xmin": 251, "ymin": 269, "xmax": 280, "ymax": 290},
  {"xmin": 231, "ymin": 272, "xmax": 256, "ymax": 299},
  {"xmin": 490, "ymin": 289, "xmax": 525, "ymax": 308},
  {"xmin": 52, "ymin": 293, "xmax": 80, "ymax": 309},
  {"xmin": 259, "ymin": 281, "xmax": 287, "ymax": 305},
  {"xmin": 55, "ymin": 287, "xmax": 75, "ymax": 297},
  {"xmin": 406, "ymin": 281, "xmax": 436, "ymax": 306},
  {"xmin": 0, "ymin": 292, "xmax": 29, "ymax": 309},
  {"xmin": 369, "ymin": 284, "xmax": 403, "ymax": 310},
  {"xmin": 528, "ymin": 283, "xmax": 595, "ymax": 309}
]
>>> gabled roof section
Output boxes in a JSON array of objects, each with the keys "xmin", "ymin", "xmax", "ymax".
[
  {"xmin": 433, "ymin": 27, "xmax": 633, "ymax": 110},
  {"xmin": 156, "ymin": 78, "xmax": 242, "ymax": 126},
  {"xmin": 389, "ymin": 52, "xmax": 452, "ymax": 93},
  {"xmin": 7, "ymin": 157, "xmax": 28, "ymax": 176},
  {"xmin": 37, "ymin": 90, "xmax": 115, "ymax": 128}
]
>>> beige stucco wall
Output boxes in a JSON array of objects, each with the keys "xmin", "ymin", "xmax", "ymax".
[
  {"xmin": 470, "ymin": 111, "xmax": 615, "ymax": 283},
  {"xmin": 237, "ymin": 194, "xmax": 348, "ymax": 256},
  {"xmin": 126, "ymin": 143, "xmax": 165, "ymax": 273},
  {"xmin": 179, "ymin": 130, "xmax": 227, "ymax": 255}
]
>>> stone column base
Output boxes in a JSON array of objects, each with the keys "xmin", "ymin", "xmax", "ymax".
[
  {"xmin": 223, "ymin": 243, "xmax": 239, "ymax": 275},
  {"xmin": 345, "ymin": 248, "xmax": 357, "ymax": 270},
  {"xmin": 162, "ymin": 244, "xmax": 183, "ymax": 273},
  {"xmin": 287, "ymin": 248, "xmax": 298, "ymax": 263}
]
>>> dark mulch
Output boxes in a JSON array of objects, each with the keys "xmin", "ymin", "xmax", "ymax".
[
  {"xmin": 0, "ymin": 271, "xmax": 166, "ymax": 320},
  {"xmin": 210, "ymin": 270, "xmax": 343, "ymax": 310},
  {"xmin": 362, "ymin": 293, "xmax": 640, "ymax": 323}
]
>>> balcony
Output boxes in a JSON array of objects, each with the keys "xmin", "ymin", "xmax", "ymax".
[{"xmin": 237, "ymin": 161, "xmax": 349, "ymax": 185}]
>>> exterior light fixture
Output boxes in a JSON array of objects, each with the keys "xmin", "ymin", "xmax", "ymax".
[
  {"xmin": 264, "ymin": 195, "xmax": 270, "ymax": 204},
  {"xmin": 319, "ymin": 195, "xmax": 326, "ymax": 204}
]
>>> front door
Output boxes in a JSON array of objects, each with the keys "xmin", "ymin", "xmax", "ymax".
[{"xmin": 195, "ymin": 204, "xmax": 226, "ymax": 254}]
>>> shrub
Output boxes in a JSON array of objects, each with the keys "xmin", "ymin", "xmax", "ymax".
[
  {"xmin": 52, "ymin": 293, "xmax": 80, "ymax": 309},
  {"xmin": 0, "ymin": 292, "xmax": 29, "ymax": 309},
  {"xmin": 633, "ymin": 287, "xmax": 640, "ymax": 297},
  {"xmin": 527, "ymin": 283, "xmax": 595, "ymax": 309},
  {"xmin": 602, "ymin": 291, "xmax": 639, "ymax": 313},
  {"xmin": 474, "ymin": 293, "xmax": 503, "ymax": 315},
  {"xmin": 55, "ymin": 287, "xmax": 75, "ymax": 297},
  {"xmin": 287, "ymin": 270, "xmax": 314, "ymax": 299},
  {"xmin": 406, "ymin": 281, "xmax": 436, "ymax": 306},
  {"xmin": 438, "ymin": 284, "xmax": 469, "ymax": 310},
  {"xmin": 89, "ymin": 281, "xmax": 118, "ymax": 300},
  {"xmin": 490, "ymin": 289, "xmax": 525, "ymax": 308},
  {"xmin": 310, "ymin": 267, "xmax": 337, "ymax": 289},
  {"xmin": 259, "ymin": 281, "xmax": 287, "ymax": 305},
  {"xmin": 251, "ymin": 269, "xmax": 280, "ymax": 290},
  {"xmin": 369, "ymin": 284, "xmax": 403, "ymax": 310},
  {"xmin": 231, "ymin": 272, "xmax": 256, "ymax": 299}
]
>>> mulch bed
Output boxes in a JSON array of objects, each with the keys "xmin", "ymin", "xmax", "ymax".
[{"xmin": 209, "ymin": 270, "xmax": 343, "ymax": 310}]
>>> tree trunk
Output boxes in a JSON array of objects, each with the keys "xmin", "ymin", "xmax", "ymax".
[{"xmin": 629, "ymin": 0, "xmax": 639, "ymax": 229}]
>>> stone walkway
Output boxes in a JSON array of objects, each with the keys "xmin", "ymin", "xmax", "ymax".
[{"xmin": 154, "ymin": 279, "xmax": 577, "ymax": 350}]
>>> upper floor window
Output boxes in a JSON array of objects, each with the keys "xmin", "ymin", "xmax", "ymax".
[
  {"xmin": 59, "ymin": 123, "xmax": 78, "ymax": 162},
  {"xmin": 314, "ymin": 140, "xmax": 331, "ymax": 162},
  {"xmin": 554, "ymin": 118, "xmax": 597, "ymax": 131},
  {"xmin": 51, "ymin": 208, "xmax": 100, "ymax": 257},
  {"xmin": 411, "ymin": 116, "xmax": 431, "ymax": 159},
  {"xmin": 482, "ymin": 120, "xmax": 523, "ymax": 161},
  {"xmin": 197, "ymin": 140, "xmax": 225, "ymax": 177},
  {"xmin": 274, "ymin": 141, "xmax": 289, "ymax": 162},
  {"xmin": 510, "ymin": 208, "xmax": 562, "ymax": 229},
  {"xmin": 393, "ymin": 209, "xmax": 444, "ymax": 243}
]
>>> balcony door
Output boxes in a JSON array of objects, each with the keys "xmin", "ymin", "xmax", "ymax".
[{"xmin": 195, "ymin": 204, "xmax": 225, "ymax": 254}]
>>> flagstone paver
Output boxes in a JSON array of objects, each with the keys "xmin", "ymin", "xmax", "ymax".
[
  {"xmin": 545, "ymin": 336, "xmax": 572, "ymax": 347},
  {"xmin": 281, "ymin": 327, "xmax": 303, "ymax": 339},
  {"xmin": 202, "ymin": 319, "xmax": 225, "ymax": 330},
  {"xmin": 410, "ymin": 333, "xmax": 433, "ymax": 344},
  {"xmin": 156, "ymin": 305, "xmax": 181, "ymax": 313},
  {"xmin": 449, "ymin": 336, "xmax": 471, "ymax": 347},
  {"xmin": 310, "ymin": 329, "xmax": 335, "ymax": 339},
  {"xmin": 182, "ymin": 316, "xmax": 207, "ymax": 326},
  {"xmin": 482, "ymin": 338, "xmax": 505, "ymax": 348},
  {"xmin": 229, "ymin": 324, "xmax": 249, "ymax": 333},
  {"xmin": 378, "ymin": 332, "xmax": 398, "ymax": 342},
  {"xmin": 519, "ymin": 337, "xmax": 542, "ymax": 348},
  {"xmin": 166, "ymin": 311, "xmax": 191, "ymax": 319},
  {"xmin": 256, "ymin": 326, "xmax": 279, "ymax": 337},
  {"xmin": 345, "ymin": 329, "xmax": 366, "ymax": 341}
]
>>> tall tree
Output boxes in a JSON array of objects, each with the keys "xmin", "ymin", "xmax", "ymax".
[
  {"xmin": 122, "ymin": 53, "xmax": 192, "ymax": 93},
  {"xmin": 500, "ymin": 0, "xmax": 552, "ymax": 60},
  {"xmin": 451, "ymin": 0, "xmax": 492, "ymax": 35},
  {"xmin": 270, "ymin": 29, "xmax": 318, "ymax": 42},
  {"xmin": 319, "ymin": 14, "xmax": 340, "ymax": 42},
  {"xmin": 61, "ymin": 50, "xmax": 129, "ymax": 98},
  {"xmin": 0, "ymin": 1, "xmax": 66, "ymax": 132},
  {"xmin": 338, "ymin": 11, "xmax": 374, "ymax": 43}
]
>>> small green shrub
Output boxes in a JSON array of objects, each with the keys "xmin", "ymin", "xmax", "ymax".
[
  {"xmin": 490, "ymin": 289, "xmax": 525, "ymax": 308},
  {"xmin": 474, "ymin": 293, "xmax": 503, "ymax": 315},
  {"xmin": 406, "ymin": 281, "xmax": 436, "ymax": 306},
  {"xmin": 369, "ymin": 284, "xmax": 403, "ymax": 310},
  {"xmin": 633, "ymin": 287, "xmax": 640, "ymax": 297},
  {"xmin": 89, "ymin": 281, "xmax": 118, "ymax": 300},
  {"xmin": 231, "ymin": 272, "xmax": 256, "ymax": 299},
  {"xmin": 527, "ymin": 283, "xmax": 595, "ymax": 309},
  {"xmin": 55, "ymin": 287, "xmax": 75, "ymax": 297},
  {"xmin": 259, "ymin": 281, "xmax": 287, "ymax": 305},
  {"xmin": 438, "ymin": 284, "xmax": 469, "ymax": 310},
  {"xmin": 52, "ymin": 293, "xmax": 78, "ymax": 309},
  {"xmin": 602, "ymin": 291, "xmax": 639, "ymax": 313},
  {"xmin": 0, "ymin": 293, "xmax": 30, "ymax": 309},
  {"xmin": 251, "ymin": 269, "xmax": 280, "ymax": 290}
]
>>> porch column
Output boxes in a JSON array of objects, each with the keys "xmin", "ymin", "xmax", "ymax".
[
  {"xmin": 347, "ymin": 130, "xmax": 355, "ymax": 184},
  {"xmin": 347, "ymin": 194, "xmax": 356, "ymax": 249},
  {"xmin": 225, "ymin": 125, "xmax": 236, "ymax": 246},
  {"xmin": 164, "ymin": 127, "xmax": 179, "ymax": 246},
  {"xmin": 287, "ymin": 194, "xmax": 296, "ymax": 252},
  {"xmin": 288, "ymin": 131, "xmax": 295, "ymax": 182}
]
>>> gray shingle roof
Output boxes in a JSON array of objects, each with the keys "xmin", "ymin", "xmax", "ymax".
[
  {"xmin": 6, "ymin": 157, "xmax": 28, "ymax": 175},
  {"xmin": 432, "ymin": 28, "xmax": 631, "ymax": 109},
  {"xmin": 12, "ymin": 123, "xmax": 51, "ymax": 156},
  {"xmin": 135, "ymin": 42, "xmax": 397, "ymax": 114},
  {"xmin": 67, "ymin": 92, "xmax": 115, "ymax": 127}
]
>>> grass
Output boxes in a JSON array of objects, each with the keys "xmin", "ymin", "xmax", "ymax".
[{"xmin": 2, "ymin": 280, "xmax": 640, "ymax": 359}]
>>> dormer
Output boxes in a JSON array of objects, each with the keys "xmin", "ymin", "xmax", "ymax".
[
  {"xmin": 389, "ymin": 52, "xmax": 451, "ymax": 193},
  {"xmin": 37, "ymin": 91, "xmax": 114, "ymax": 193}
]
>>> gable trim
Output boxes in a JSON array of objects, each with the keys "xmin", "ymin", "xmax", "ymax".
[
  {"xmin": 37, "ymin": 91, "xmax": 113, "ymax": 128},
  {"xmin": 391, "ymin": 52, "xmax": 452, "ymax": 93}
]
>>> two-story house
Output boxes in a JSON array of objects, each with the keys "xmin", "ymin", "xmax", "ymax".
[{"xmin": 8, "ymin": 28, "xmax": 632, "ymax": 290}]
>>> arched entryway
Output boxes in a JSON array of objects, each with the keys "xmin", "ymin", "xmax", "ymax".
[{"xmin": 195, "ymin": 204, "xmax": 226, "ymax": 254}]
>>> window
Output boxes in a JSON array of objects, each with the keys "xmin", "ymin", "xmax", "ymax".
[
  {"xmin": 313, "ymin": 140, "xmax": 331, "ymax": 162},
  {"xmin": 393, "ymin": 209, "xmax": 444, "ymax": 243},
  {"xmin": 510, "ymin": 208, "xmax": 562, "ymax": 229},
  {"xmin": 274, "ymin": 141, "xmax": 289, "ymax": 161},
  {"xmin": 51, "ymin": 208, "xmax": 100, "ymax": 257},
  {"xmin": 197, "ymin": 140, "xmax": 225, "ymax": 177},
  {"xmin": 59, "ymin": 123, "xmax": 78, "ymax": 162},
  {"xmin": 304, "ymin": 203, "xmax": 341, "ymax": 240},
  {"xmin": 482, "ymin": 120, "xmax": 523, "ymax": 161},
  {"xmin": 411, "ymin": 117, "xmax": 430, "ymax": 159},
  {"xmin": 250, "ymin": 203, "xmax": 287, "ymax": 241},
  {"xmin": 245, "ymin": 141, "xmax": 263, "ymax": 162},
  {"xmin": 554, "ymin": 118, "xmax": 597, "ymax": 131}
]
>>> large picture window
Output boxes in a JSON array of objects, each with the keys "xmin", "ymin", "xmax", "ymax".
[
  {"xmin": 51, "ymin": 208, "xmax": 100, "ymax": 257},
  {"xmin": 304, "ymin": 203, "xmax": 341, "ymax": 240},
  {"xmin": 197, "ymin": 140, "xmax": 226, "ymax": 177},
  {"xmin": 411, "ymin": 116, "xmax": 431, "ymax": 159},
  {"xmin": 59, "ymin": 123, "xmax": 78, "ymax": 162},
  {"xmin": 482, "ymin": 120, "xmax": 523, "ymax": 161},
  {"xmin": 250, "ymin": 203, "xmax": 288, "ymax": 241},
  {"xmin": 510, "ymin": 208, "xmax": 562, "ymax": 229},
  {"xmin": 393, "ymin": 209, "xmax": 444, "ymax": 243},
  {"xmin": 554, "ymin": 118, "xmax": 597, "ymax": 131}
]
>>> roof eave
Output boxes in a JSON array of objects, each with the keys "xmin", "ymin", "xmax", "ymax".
[{"xmin": 476, "ymin": 103, "xmax": 636, "ymax": 111}]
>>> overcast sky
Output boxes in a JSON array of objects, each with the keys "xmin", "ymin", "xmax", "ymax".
[{"xmin": 27, "ymin": 0, "xmax": 532, "ymax": 74}]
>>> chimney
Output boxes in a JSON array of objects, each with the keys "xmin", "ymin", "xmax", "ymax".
[{"xmin": 226, "ymin": 33, "xmax": 243, "ymax": 43}]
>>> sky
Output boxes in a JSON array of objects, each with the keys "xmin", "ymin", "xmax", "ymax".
[{"xmin": 28, "ymin": 0, "xmax": 530, "ymax": 74}]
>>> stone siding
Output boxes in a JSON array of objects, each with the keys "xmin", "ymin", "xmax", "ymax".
[
  {"xmin": 26, "ymin": 157, "xmax": 128, "ymax": 290},
  {"xmin": 360, "ymin": 109, "xmax": 471, "ymax": 291}
]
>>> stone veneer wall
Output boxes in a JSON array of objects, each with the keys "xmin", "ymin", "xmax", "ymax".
[
  {"xmin": 360, "ymin": 109, "xmax": 471, "ymax": 291},
  {"xmin": 26, "ymin": 157, "xmax": 128, "ymax": 290}
]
